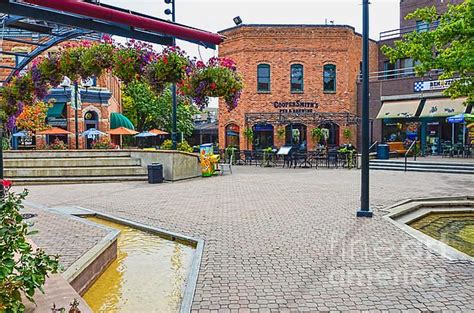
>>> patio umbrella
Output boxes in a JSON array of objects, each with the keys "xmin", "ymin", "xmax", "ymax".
[
  {"xmin": 37, "ymin": 127, "xmax": 72, "ymax": 135},
  {"xmin": 81, "ymin": 128, "xmax": 106, "ymax": 137},
  {"xmin": 107, "ymin": 127, "xmax": 138, "ymax": 147},
  {"xmin": 149, "ymin": 129, "xmax": 169, "ymax": 136},
  {"xmin": 134, "ymin": 131, "xmax": 158, "ymax": 138},
  {"xmin": 12, "ymin": 130, "xmax": 28, "ymax": 137}
]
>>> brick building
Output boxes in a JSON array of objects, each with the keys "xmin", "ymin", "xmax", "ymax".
[
  {"xmin": 217, "ymin": 25, "xmax": 378, "ymax": 151},
  {"xmin": 359, "ymin": 0, "xmax": 470, "ymax": 155},
  {"xmin": 1, "ymin": 31, "xmax": 128, "ymax": 149}
]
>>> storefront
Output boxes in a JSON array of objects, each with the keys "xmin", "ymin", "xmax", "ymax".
[{"xmin": 378, "ymin": 96, "xmax": 471, "ymax": 155}]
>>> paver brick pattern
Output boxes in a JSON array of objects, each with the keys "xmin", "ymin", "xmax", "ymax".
[{"xmin": 20, "ymin": 167, "xmax": 474, "ymax": 312}]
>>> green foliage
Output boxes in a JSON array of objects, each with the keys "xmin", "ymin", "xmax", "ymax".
[
  {"xmin": 123, "ymin": 82, "xmax": 197, "ymax": 136},
  {"xmin": 0, "ymin": 188, "xmax": 59, "ymax": 312},
  {"xmin": 161, "ymin": 139, "xmax": 193, "ymax": 152},
  {"xmin": 145, "ymin": 48, "xmax": 189, "ymax": 93},
  {"xmin": 49, "ymin": 138, "xmax": 67, "ymax": 150},
  {"xmin": 59, "ymin": 47, "xmax": 85, "ymax": 80},
  {"xmin": 80, "ymin": 43, "xmax": 115, "ymax": 78},
  {"xmin": 381, "ymin": 0, "xmax": 473, "ymax": 104},
  {"xmin": 310, "ymin": 128, "xmax": 323, "ymax": 143},
  {"xmin": 112, "ymin": 48, "xmax": 142, "ymax": 84},
  {"xmin": 243, "ymin": 127, "xmax": 254, "ymax": 140},
  {"xmin": 343, "ymin": 128, "xmax": 352, "ymax": 141},
  {"xmin": 276, "ymin": 127, "xmax": 285, "ymax": 139}
]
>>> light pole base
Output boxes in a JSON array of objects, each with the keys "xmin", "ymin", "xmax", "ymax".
[{"xmin": 356, "ymin": 208, "xmax": 373, "ymax": 218}]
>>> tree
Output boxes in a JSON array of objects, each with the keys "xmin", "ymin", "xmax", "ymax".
[
  {"xmin": 15, "ymin": 101, "xmax": 52, "ymax": 133},
  {"xmin": 122, "ymin": 81, "xmax": 198, "ymax": 136},
  {"xmin": 381, "ymin": 0, "xmax": 473, "ymax": 104}
]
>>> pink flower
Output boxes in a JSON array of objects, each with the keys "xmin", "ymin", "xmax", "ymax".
[{"xmin": 1, "ymin": 179, "xmax": 12, "ymax": 191}]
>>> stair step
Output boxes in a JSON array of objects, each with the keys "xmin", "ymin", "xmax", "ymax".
[
  {"xmin": 10, "ymin": 175, "xmax": 149, "ymax": 185},
  {"xmin": 4, "ymin": 151, "xmax": 132, "ymax": 159},
  {"xmin": 370, "ymin": 165, "xmax": 474, "ymax": 174},
  {"xmin": 4, "ymin": 157, "xmax": 141, "ymax": 168},
  {"xmin": 370, "ymin": 160, "xmax": 474, "ymax": 168},
  {"xmin": 369, "ymin": 162, "xmax": 474, "ymax": 171},
  {"xmin": 5, "ymin": 166, "xmax": 148, "ymax": 178}
]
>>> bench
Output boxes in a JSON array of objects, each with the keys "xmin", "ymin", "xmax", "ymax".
[{"xmin": 387, "ymin": 141, "xmax": 420, "ymax": 157}]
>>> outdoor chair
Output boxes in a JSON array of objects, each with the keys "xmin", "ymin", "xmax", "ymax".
[
  {"xmin": 220, "ymin": 154, "xmax": 233, "ymax": 175},
  {"xmin": 327, "ymin": 150, "xmax": 339, "ymax": 168},
  {"xmin": 243, "ymin": 150, "xmax": 255, "ymax": 165}
]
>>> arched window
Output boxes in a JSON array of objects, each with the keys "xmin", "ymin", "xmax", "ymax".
[
  {"xmin": 323, "ymin": 64, "xmax": 336, "ymax": 92},
  {"xmin": 225, "ymin": 124, "xmax": 240, "ymax": 149},
  {"xmin": 257, "ymin": 64, "xmax": 270, "ymax": 92},
  {"xmin": 290, "ymin": 64, "xmax": 304, "ymax": 93}
]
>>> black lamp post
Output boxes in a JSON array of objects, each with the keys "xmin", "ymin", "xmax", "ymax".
[
  {"xmin": 73, "ymin": 80, "xmax": 79, "ymax": 149},
  {"xmin": 0, "ymin": 127, "xmax": 4, "ymax": 196},
  {"xmin": 164, "ymin": 0, "xmax": 178, "ymax": 150},
  {"xmin": 357, "ymin": 0, "xmax": 373, "ymax": 217}
]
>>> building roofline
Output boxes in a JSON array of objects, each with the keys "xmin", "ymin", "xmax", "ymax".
[{"xmin": 218, "ymin": 24, "xmax": 378, "ymax": 43}]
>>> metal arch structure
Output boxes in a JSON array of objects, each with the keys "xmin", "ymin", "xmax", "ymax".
[
  {"xmin": 0, "ymin": 0, "xmax": 222, "ymax": 84},
  {"xmin": 244, "ymin": 112, "xmax": 360, "ymax": 127}
]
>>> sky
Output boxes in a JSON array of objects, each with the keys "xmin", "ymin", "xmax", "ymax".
[{"xmin": 101, "ymin": 0, "xmax": 400, "ymax": 107}]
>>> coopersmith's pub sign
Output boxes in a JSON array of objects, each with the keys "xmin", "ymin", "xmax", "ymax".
[{"xmin": 273, "ymin": 100, "xmax": 318, "ymax": 113}]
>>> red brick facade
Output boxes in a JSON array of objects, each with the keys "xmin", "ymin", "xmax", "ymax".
[{"xmin": 217, "ymin": 25, "xmax": 378, "ymax": 151}]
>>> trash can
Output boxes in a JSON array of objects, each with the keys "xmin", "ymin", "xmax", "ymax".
[
  {"xmin": 377, "ymin": 144, "xmax": 390, "ymax": 160},
  {"xmin": 147, "ymin": 163, "xmax": 163, "ymax": 183}
]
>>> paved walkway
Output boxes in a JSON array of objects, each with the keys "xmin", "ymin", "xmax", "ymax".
[{"xmin": 19, "ymin": 167, "xmax": 474, "ymax": 312}]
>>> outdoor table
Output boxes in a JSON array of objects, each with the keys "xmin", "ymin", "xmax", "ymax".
[
  {"xmin": 296, "ymin": 151, "xmax": 312, "ymax": 168},
  {"xmin": 260, "ymin": 150, "xmax": 277, "ymax": 167}
]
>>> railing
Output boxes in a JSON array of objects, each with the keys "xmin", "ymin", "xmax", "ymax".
[
  {"xmin": 369, "ymin": 141, "xmax": 378, "ymax": 153},
  {"xmin": 379, "ymin": 22, "xmax": 439, "ymax": 41},
  {"xmin": 357, "ymin": 67, "xmax": 443, "ymax": 83},
  {"xmin": 404, "ymin": 141, "xmax": 418, "ymax": 172}
]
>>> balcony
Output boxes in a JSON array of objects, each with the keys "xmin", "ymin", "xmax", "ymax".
[
  {"xmin": 379, "ymin": 22, "xmax": 439, "ymax": 41},
  {"xmin": 358, "ymin": 67, "xmax": 443, "ymax": 83}
]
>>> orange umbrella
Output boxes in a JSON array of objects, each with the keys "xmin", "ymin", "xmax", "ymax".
[
  {"xmin": 107, "ymin": 127, "xmax": 138, "ymax": 135},
  {"xmin": 149, "ymin": 129, "xmax": 169, "ymax": 135},
  {"xmin": 37, "ymin": 127, "xmax": 72, "ymax": 135},
  {"xmin": 107, "ymin": 127, "xmax": 138, "ymax": 147}
]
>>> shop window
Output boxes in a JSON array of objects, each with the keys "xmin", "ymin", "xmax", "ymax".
[
  {"xmin": 290, "ymin": 64, "xmax": 303, "ymax": 93},
  {"xmin": 323, "ymin": 64, "xmax": 336, "ymax": 92},
  {"xmin": 225, "ymin": 124, "xmax": 240, "ymax": 149},
  {"xmin": 383, "ymin": 61, "xmax": 397, "ymax": 79},
  {"xmin": 285, "ymin": 123, "xmax": 307, "ymax": 149},
  {"xmin": 253, "ymin": 124, "xmax": 274, "ymax": 150},
  {"xmin": 257, "ymin": 64, "xmax": 270, "ymax": 92},
  {"xmin": 400, "ymin": 58, "xmax": 415, "ymax": 77}
]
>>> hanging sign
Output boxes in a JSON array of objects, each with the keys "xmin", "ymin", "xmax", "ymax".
[
  {"xmin": 272, "ymin": 100, "xmax": 318, "ymax": 113},
  {"xmin": 70, "ymin": 84, "xmax": 82, "ymax": 109}
]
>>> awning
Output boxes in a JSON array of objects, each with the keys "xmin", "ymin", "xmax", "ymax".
[
  {"xmin": 376, "ymin": 99, "xmax": 422, "ymax": 119},
  {"xmin": 419, "ymin": 97, "xmax": 467, "ymax": 118},
  {"xmin": 149, "ymin": 129, "xmax": 169, "ymax": 135},
  {"xmin": 37, "ymin": 127, "xmax": 72, "ymax": 135},
  {"xmin": 110, "ymin": 113, "xmax": 135, "ymax": 130},
  {"xmin": 47, "ymin": 102, "xmax": 65, "ymax": 118}
]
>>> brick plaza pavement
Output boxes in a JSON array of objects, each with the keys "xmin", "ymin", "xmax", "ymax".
[{"xmin": 20, "ymin": 167, "xmax": 474, "ymax": 312}]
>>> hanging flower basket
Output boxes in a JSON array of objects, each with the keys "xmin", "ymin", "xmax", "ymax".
[
  {"xmin": 59, "ymin": 46, "xmax": 85, "ymax": 80},
  {"xmin": 144, "ymin": 47, "xmax": 190, "ymax": 93},
  {"xmin": 80, "ymin": 43, "xmax": 115, "ymax": 78},
  {"xmin": 181, "ymin": 57, "xmax": 243, "ymax": 111}
]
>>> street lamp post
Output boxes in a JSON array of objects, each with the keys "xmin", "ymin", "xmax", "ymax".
[
  {"xmin": 74, "ymin": 80, "xmax": 79, "ymax": 149},
  {"xmin": 165, "ymin": 0, "xmax": 178, "ymax": 150},
  {"xmin": 357, "ymin": 0, "xmax": 373, "ymax": 217}
]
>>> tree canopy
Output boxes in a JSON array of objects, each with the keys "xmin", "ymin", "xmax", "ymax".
[
  {"xmin": 381, "ymin": 0, "xmax": 473, "ymax": 104},
  {"xmin": 123, "ymin": 81, "xmax": 198, "ymax": 136}
]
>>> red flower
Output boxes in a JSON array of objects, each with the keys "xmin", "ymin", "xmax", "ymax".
[
  {"xmin": 210, "ymin": 82, "xmax": 217, "ymax": 90},
  {"xmin": 1, "ymin": 179, "xmax": 12, "ymax": 191},
  {"xmin": 163, "ymin": 57, "xmax": 168, "ymax": 64}
]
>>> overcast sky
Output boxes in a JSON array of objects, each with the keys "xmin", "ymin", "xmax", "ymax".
[{"xmin": 102, "ymin": 0, "xmax": 400, "ymax": 59}]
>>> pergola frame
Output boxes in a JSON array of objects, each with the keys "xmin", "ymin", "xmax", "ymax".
[
  {"xmin": 244, "ymin": 111, "xmax": 360, "ymax": 127},
  {"xmin": 0, "ymin": 0, "xmax": 219, "ymax": 84}
]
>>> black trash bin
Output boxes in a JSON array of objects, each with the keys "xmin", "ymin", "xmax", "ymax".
[
  {"xmin": 147, "ymin": 163, "xmax": 163, "ymax": 183},
  {"xmin": 377, "ymin": 144, "xmax": 390, "ymax": 160}
]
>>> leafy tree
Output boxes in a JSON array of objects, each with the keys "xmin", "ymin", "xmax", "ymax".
[
  {"xmin": 381, "ymin": 0, "xmax": 473, "ymax": 104},
  {"xmin": 123, "ymin": 81, "xmax": 198, "ymax": 136},
  {"xmin": 16, "ymin": 101, "xmax": 52, "ymax": 133}
]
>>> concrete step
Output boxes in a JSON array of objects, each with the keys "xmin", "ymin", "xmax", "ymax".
[
  {"xmin": 370, "ymin": 159, "xmax": 474, "ymax": 168},
  {"xmin": 4, "ymin": 150, "xmax": 132, "ymax": 159},
  {"xmin": 370, "ymin": 165, "xmax": 474, "ymax": 175},
  {"xmin": 369, "ymin": 162, "xmax": 474, "ymax": 172},
  {"xmin": 10, "ymin": 175, "xmax": 148, "ymax": 185},
  {"xmin": 4, "ymin": 157, "xmax": 141, "ymax": 168},
  {"xmin": 5, "ymin": 166, "xmax": 148, "ymax": 178}
]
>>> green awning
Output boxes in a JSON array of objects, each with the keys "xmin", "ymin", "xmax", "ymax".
[
  {"xmin": 47, "ymin": 102, "xmax": 65, "ymax": 118},
  {"xmin": 110, "ymin": 112, "xmax": 135, "ymax": 130}
]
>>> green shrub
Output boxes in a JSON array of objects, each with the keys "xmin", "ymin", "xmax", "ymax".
[{"xmin": 0, "ymin": 183, "xmax": 59, "ymax": 312}]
